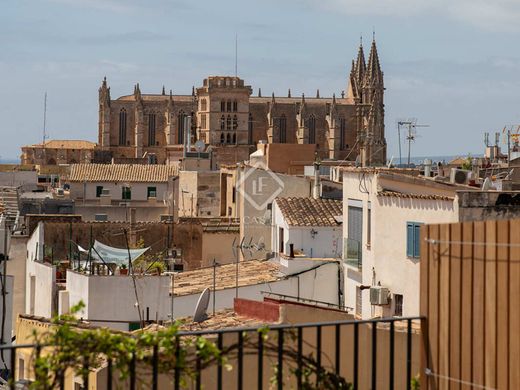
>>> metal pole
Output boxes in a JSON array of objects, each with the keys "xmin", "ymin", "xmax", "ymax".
[
  {"xmin": 212, "ymin": 259, "xmax": 217, "ymax": 315},
  {"xmin": 170, "ymin": 272, "xmax": 174, "ymax": 322},
  {"xmin": 398, "ymin": 122, "xmax": 402, "ymax": 166},
  {"xmin": 235, "ymin": 247, "xmax": 239, "ymax": 299},
  {"xmin": 407, "ymin": 123, "xmax": 412, "ymax": 167},
  {"xmin": 508, "ymin": 128, "xmax": 511, "ymax": 167}
]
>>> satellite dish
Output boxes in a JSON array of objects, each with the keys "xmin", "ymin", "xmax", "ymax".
[
  {"xmin": 193, "ymin": 287, "xmax": 210, "ymax": 322},
  {"xmin": 482, "ymin": 177, "xmax": 492, "ymax": 191},
  {"xmin": 194, "ymin": 140, "xmax": 205, "ymax": 153}
]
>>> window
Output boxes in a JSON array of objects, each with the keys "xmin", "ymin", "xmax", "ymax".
[
  {"xmin": 122, "ymin": 186, "xmax": 131, "ymax": 200},
  {"xmin": 226, "ymin": 133, "xmax": 231, "ymax": 144},
  {"xmin": 119, "ymin": 109, "xmax": 127, "ymax": 146},
  {"xmin": 201, "ymin": 114, "xmax": 207, "ymax": 129},
  {"xmin": 279, "ymin": 114, "xmax": 287, "ymax": 143},
  {"xmin": 226, "ymin": 100, "xmax": 232, "ymax": 112},
  {"xmin": 308, "ymin": 115, "xmax": 316, "ymax": 144},
  {"xmin": 147, "ymin": 186, "xmax": 157, "ymax": 198},
  {"xmin": 220, "ymin": 101, "xmax": 225, "ymax": 112},
  {"xmin": 96, "ymin": 186, "xmax": 103, "ymax": 198},
  {"xmin": 19, "ymin": 358, "xmax": 25, "ymax": 380},
  {"xmin": 226, "ymin": 115, "xmax": 232, "ymax": 130},
  {"xmin": 233, "ymin": 100, "xmax": 238, "ymax": 112},
  {"xmin": 356, "ymin": 286, "xmax": 362, "ymax": 317},
  {"xmin": 232, "ymin": 186, "xmax": 236, "ymax": 203},
  {"xmin": 346, "ymin": 203, "xmax": 363, "ymax": 268},
  {"xmin": 177, "ymin": 112, "xmax": 186, "ymax": 144},
  {"xmin": 220, "ymin": 133, "xmax": 225, "ymax": 144},
  {"xmin": 232, "ymin": 133, "xmax": 236, "ymax": 144},
  {"xmin": 394, "ymin": 294, "xmax": 403, "ymax": 316},
  {"xmin": 248, "ymin": 114, "xmax": 254, "ymax": 144},
  {"xmin": 148, "ymin": 113, "xmax": 156, "ymax": 146},
  {"xmin": 279, "ymin": 227, "xmax": 284, "ymax": 253},
  {"xmin": 339, "ymin": 117, "xmax": 346, "ymax": 150},
  {"xmin": 220, "ymin": 115, "xmax": 225, "ymax": 130},
  {"xmin": 406, "ymin": 222, "xmax": 422, "ymax": 258},
  {"xmin": 200, "ymin": 98, "xmax": 207, "ymax": 111},
  {"xmin": 232, "ymin": 115, "xmax": 238, "ymax": 130}
]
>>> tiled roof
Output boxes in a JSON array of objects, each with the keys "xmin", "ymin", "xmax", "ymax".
[
  {"xmin": 275, "ymin": 197, "xmax": 342, "ymax": 227},
  {"xmin": 172, "ymin": 260, "xmax": 282, "ymax": 296},
  {"xmin": 176, "ymin": 309, "xmax": 268, "ymax": 332},
  {"xmin": 68, "ymin": 164, "xmax": 178, "ymax": 183},
  {"xmin": 26, "ymin": 140, "xmax": 97, "ymax": 150},
  {"xmin": 377, "ymin": 190, "xmax": 454, "ymax": 201}
]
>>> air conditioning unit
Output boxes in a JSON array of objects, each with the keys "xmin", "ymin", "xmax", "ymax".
[
  {"xmin": 168, "ymin": 248, "xmax": 182, "ymax": 258},
  {"xmin": 118, "ymin": 202, "xmax": 130, "ymax": 207},
  {"xmin": 369, "ymin": 286, "xmax": 390, "ymax": 305},
  {"xmin": 450, "ymin": 168, "xmax": 471, "ymax": 184},
  {"xmin": 94, "ymin": 214, "xmax": 108, "ymax": 221}
]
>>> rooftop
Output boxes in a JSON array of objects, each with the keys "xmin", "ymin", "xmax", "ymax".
[
  {"xmin": 275, "ymin": 197, "xmax": 342, "ymax": 227},
  {"xmin": 172, "ymin": 260, "xmax": 283, "ymax": 296},
  {"xmin": 176, "ymin": 309, "xmax": 267, "ymax": 332},
  {"xmin": 116, "ymin": 94, "xmax": 194, "ymax": 102},
  {"xmin": 24, "ymin": 140, "xmax": 97, "ymax": 150},
  {"xmin": 377, "ymin": 190, "xmax": 454, "ymax": 201},
  {"xmin": 68, "ymin": 164, "xmax": 178, "ymax": 183}
]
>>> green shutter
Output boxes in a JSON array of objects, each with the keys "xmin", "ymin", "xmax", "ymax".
[
  {"xmin": 414, "ymin": 223, "xmax": 421, "ymax": 258},
  {"xmin": 406, "ymin": 222, "xmax": 414, "ymax": 257}
]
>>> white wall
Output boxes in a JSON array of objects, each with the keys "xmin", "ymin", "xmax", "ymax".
[
  {"xmin": 70, "ymin": 181, "xmax": 169, "ymax": 202},
  {"xmin": 272, "ymin": 201, "xmax": 342, "ymax": 258},
  {"xmin": 63, "ymin": 260, "xmax": 340, "ymax": 331},
  {"xmin": 342, "ymin": 171, "xmax": 458, "ymax": 319}
]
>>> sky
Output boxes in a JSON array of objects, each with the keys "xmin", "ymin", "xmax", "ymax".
[{"xmin": 2, "ymin": 0, "xmax": 520, "ymax": 161}]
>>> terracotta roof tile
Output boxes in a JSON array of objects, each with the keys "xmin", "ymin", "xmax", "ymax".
[
  {"xmin": 68, "ymin": 164, "xmax": 178, "ymax": 183},
  {"xmin": 377, "ymin": 190, "xmax": 454, "ymax": 201},
  {"xmin": 275, "ymin": 197, "xmax": 342, "ymax": 227},
  {"xmin": 176, "ymin": 309, "xmax": 269, "ymax": 332},
  {"xmin": 172, "ymin": 260, "xmax": 282, "ymax": 296}
]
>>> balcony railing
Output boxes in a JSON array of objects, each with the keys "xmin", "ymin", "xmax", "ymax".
[
  {"xmin": 0, "ymin": 316, "xmax": 423, "ymax": 389},
  {"xmin": 344, "ymin": 237, "xmax": 362, "ymax": 270}
]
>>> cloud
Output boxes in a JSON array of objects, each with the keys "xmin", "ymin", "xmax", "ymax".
[{"xmin": 311, "ymin": 0, "xmax": 520, "ymax": 32}]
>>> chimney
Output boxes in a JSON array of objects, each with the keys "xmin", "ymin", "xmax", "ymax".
[{"xmin": 313, "ymin": 153, "xmax": 321, "ymax": 199}]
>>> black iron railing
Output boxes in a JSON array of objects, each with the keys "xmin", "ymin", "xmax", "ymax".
[{"xmin": 0, "ymin": 316, "xmax": 423, "ymax": 389}]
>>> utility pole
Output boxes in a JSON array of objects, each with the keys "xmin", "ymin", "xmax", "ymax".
[{"xmin": 397, "ymin": 120, "xmax": 429, "ymax": 166}]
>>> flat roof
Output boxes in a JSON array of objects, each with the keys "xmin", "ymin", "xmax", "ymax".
[{"xmin": 172, "ymin": 260, "xmax": 283, "ymax": 296}]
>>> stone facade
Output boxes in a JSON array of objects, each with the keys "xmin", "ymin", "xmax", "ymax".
[
  {"xmin": 99, "ymin": 40, "xmax": 386, "ymax": 166},
  {"xmin": 21, "ymin": 140, "xmax": 96, "ymax": 165}
]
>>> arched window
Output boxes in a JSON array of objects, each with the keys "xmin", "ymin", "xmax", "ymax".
[
  {"xmin": 201, "ymin": 98, "xmax": 207, "ymax": 111},
  {"xmin": 119, "ymin": 109, "xmax": 127, "ymax": 146},
  {"xmin": 248, "ymin": 114, "xmax": 253, "ymax": 144},
  {"xmin": 226, "ymin": 101, "xmax": 232, "ymax": 112},
  {"xmin": 226, "ymin": 115, "xmax": 232, "ymax": 130},
  {"xmin": 220, "ymin": 133, "xmax": 225, "ymax": 144},
  {"xmin": 279, "ymin": 114, "xmax": 287, "ymax": 143},
  {"xmin": 177, "ymin": 111, "xmax": 186, "ymax": 144},
  {"xmin": 226, "ymin": 133, "xmax": 231, "ymax": 144},
  {"xmin": 232, "ymin": 115, "xmax": 238, "ymax": 130},
  {"xmin": 232, "ymin": 133, "xmax": 236, "ymax": 144},
  {"xmin": 148, "ymin": 113, "xmax": 156, "ymax": 146},
  {"xmin": 308, "ymin": 115, "xmax": 316, "ymax": 144},
  {"xmin": 220, "ymin": 115, "xmax": 225, "ymax": 130},
  {"xmin": 340, "ymin": 117, "xmax": 346, "ymax": 150},
  {"xmin": 233, "ymin": 100, "xmax": 238, "ymax": 112},
  {"xmin": 220, "ymin": 101, "xmax": 225, "ymax": 112}
]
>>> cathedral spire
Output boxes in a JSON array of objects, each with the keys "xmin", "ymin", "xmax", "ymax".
[
  {"xmin": 354, "ymin": 41, "xmax": 366, "ymax": 83},
  {"xmin": 99, "ymin": 77, "xmax": 110, "ymax": 106},
  {"xmin": 258, "ymin": 88, "xmax": 262, "ymax": 97},
  {"xmin": 271, "ymin": 92, "xmax": 275, "ymax": 104},
  {"xmin": 134, "ymin": 83, "xmax": 142, "ymax": 102},
  {"xmin": 162, "ymin": 85, "xmax": 166, "ymax": 95},
  {"xmin": 288, "ymin": 88, "xmax": 291, "ymax": 98},
  {"xmin": 316, "ymin": 89, "xmax": 320, "ymax": 98},
  {"xmin": 366, "ymin": 38, "xmax": 383, "ymax": 83}
]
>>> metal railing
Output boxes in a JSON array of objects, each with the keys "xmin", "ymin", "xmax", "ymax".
[{"xmin": 0, "ymin": 316, "xmax": 423, "ymax": 389}]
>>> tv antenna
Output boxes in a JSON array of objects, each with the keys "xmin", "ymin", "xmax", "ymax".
[
  {"xmin": 397, "ymin": 119, "xmax": 429, "ymax": 166},
  {"xmin": 42, "ymin": 92, "xmax": 48, "ymax": 146}
]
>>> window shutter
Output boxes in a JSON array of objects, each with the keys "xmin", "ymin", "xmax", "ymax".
[
  {"xmin": 414, "ymin": 223, "xmax": 421, "ymax": 258},
  {"xmin": 406, "ymin": 222, "xmax": 414, "ymax": 257}
]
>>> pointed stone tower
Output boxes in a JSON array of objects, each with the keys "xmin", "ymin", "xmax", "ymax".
[
  {"xmin": 98, "ymin": 77, "xmax": 111, "ymax": 149},
  {"xmin": 134, "ymin": 83, "xmax": 144, "ymax": 158},
  {"xmin": 347, "ymin": 41, "xmax": 366, "ymax": 103},
  {"xmin": 360, "ymin": 38, "xmax": 386, "ymax": 166}
]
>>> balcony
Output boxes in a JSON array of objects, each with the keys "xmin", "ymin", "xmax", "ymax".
[
  {"xmin": 0, "ymin": 316, "xmax": 422, "ymax": 389},
  {"xmin": 344, "ymin": 238, "xmax": 362, "ymax": 270}
]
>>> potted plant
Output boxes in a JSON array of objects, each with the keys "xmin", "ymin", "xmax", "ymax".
[
  {"xmin": 148, "ymin": 261, "xmax": 165, "ymax": 275},
  {"xmin": 120, "ymin": 263, "xmax": 128, "ymax": 275}
]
